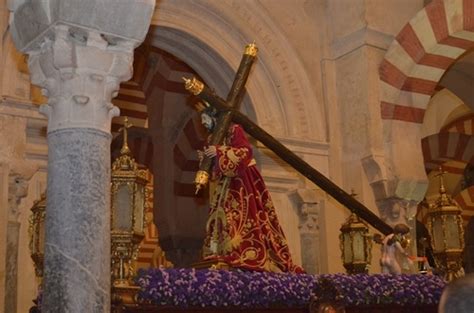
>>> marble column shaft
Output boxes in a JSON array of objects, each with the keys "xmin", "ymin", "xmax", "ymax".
[{"xmin": 44, "ymin": 129, "xmax": 111, "ymax": 311}]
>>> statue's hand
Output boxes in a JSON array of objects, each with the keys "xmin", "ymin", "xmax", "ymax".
[
  {"xmin": 204, "ymin": 145, "xmax": 217, "ymax": 158},
  {"xmin": 197, "ymin": 150, "xmax": 204, "ymax": 161}
]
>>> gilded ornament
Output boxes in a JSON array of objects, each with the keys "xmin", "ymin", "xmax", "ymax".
[
  {"xmin": 244, "ymin": 42, "xmax": 258, "ymax": 57},
  {"xmin": 182, "ymin": 77, "xmax": 204, "ymax": 95},
  {"xmin": 426, "ymin": 168, "xmax": 465, "ymax": 281},
  {"xmin": 195, "ymin": 170, "xmax": 209, "ymax": 194},
  {"xmin": 110, "ymin": 119, "xmax": 148, "ymax": 290}
]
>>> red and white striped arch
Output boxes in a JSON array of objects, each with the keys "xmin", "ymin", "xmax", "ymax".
[
  {"xmin": 422, "ymin": 132, "xmax": 474, "ymax": 171},
  {"xmin": 133, "ymin": 44, "xmax": 206, "ymax": 198},
  {"xmin": 454, "ymin": 186, "xmax": 474, "ymax": 225},
  {"xmin": 111, "ymin": 43, "xmax": 210, "ymax": 265},
  {"xmin": 440, "ymin": 113, "xmax": 474, "ymax": 134},
  {"xmin": 111, "ymin": 43, "xmax": 207, "ymax": 198},
  {"xmin": 420, "ymin": 114, "xmax": 474, "ymax": 226},
  {"xmin": 380, "ymin": 0, "xmax": 474, "ymax": 123}
]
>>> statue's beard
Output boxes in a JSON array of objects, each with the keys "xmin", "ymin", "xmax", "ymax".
[{"xmin": 204, "ymin": 120, "xmax": 215, "ymax": 132}]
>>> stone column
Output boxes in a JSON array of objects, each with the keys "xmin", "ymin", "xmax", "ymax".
[
  {"xmin": 32, "ymin": 26, "xmax": 127, "ymax": 312},
  {"xmin": 9, "ymin": 1, "xmax": 155, "ymax": 311},
  {"xmin": 4, "ymin": 172, "xmax": 29, "ymax": 313},
  {"xmin": 290, "ymin": 189, "xmax": 321, "ymax": 274}
]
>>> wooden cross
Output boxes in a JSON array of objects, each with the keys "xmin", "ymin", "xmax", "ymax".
[
  {"xmin": 183, "ymin": 43, "xmax": 258, "ymax": 194},
  {"xmin": 183, "ymin": 44, "xmax": 393, "ymax": 235}
]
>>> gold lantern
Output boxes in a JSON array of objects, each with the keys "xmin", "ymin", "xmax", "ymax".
[
  {"xmin": 111, "ymin": 117, "xmax": 147, "ymax": 289},
  {"xmin": 340, "ymin": 212, "xmax": 372, "ymax": 274},
  {"xmin": 29, "ymin": 193, "xmax": 46, "ymax": 278},
  {"xmin": 426, "ymin": 169, "xmax": 465, "ymax": 281}
]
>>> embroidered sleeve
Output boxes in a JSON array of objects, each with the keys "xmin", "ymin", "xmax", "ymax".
[{"xmin": 214, "ymin": 125, "xmax": 252, "ymax": 177}]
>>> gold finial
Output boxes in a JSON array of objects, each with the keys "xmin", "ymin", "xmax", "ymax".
[
  {"xmin": 435, "ymin": 166, "xmax": 448, "ymax": 194},
  {"xmin": 195, "ymin": 170, "xmax": 210, "ymax": 194},
  {"xmin": 244, "ymin": 42, "xmax": 258, "ymax": 57},
  {"xmin": 119, "ymin": 117, "xmax": 132, "ymax": 155},
  {"xmin": 183, "ymin": 77, "xmax": 204, "ymax": 95}
]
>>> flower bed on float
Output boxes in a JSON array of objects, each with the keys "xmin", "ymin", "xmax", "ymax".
[{"xmin": 135, "ymin": 268, "xmax": 446, "ymax": 310}]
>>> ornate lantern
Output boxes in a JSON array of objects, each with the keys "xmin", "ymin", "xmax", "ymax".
[
  {"xmin": 111, "ymin": 117, "xmax": 147, "ymax": 288},
  {"xmin": 340, "ymin": 210, "xmax": 372, "ymax": 274},
  {"xmin": 29, "ymin": 193, "xmax": 46, "ymax": 278},
  {"xmin": 426, "ymin": 169, "xmax": 464, "ymax": 281}
]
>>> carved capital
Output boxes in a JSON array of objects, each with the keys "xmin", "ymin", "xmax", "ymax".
[
  {"xmin": 26, "ymin": 25, "xmax": 138, "ymax": 132},
  {"xmin": 376, "ymin": 197, "xmax": 419, "ymax": 228},
  {"xmin": 9, "ymin": 1, "xmax": 155, "ymax": 133},
  {"xmin": 289, "ymin": 189, "xmax": 321, "ymax": 234},
  {"xmin": 10, "ymin": 0, "xmax": 155, "ymax": 52},
  {"xmin": 362, "ymin": 153, "xmax": 428, "ymax": 204}
]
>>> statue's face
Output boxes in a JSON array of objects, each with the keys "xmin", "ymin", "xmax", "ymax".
[{"xmin": 201, "ymin": 113, "xmax": 215, "ymax": 131}]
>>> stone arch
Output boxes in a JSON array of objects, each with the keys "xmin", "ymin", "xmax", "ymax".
[
  {"xmin": 380, "ymin": 0, "xmax": 474, "ymax": 121},
  {"xmin": 422, "ymin": 132, "xmax": 474, "ymax": 170},
  {"xmin": 420, "ymin": 88, "xmax": 468, "ymax": 138},
  {"xmin": 441, "ymin": 113, "xmax": 474, "ymax": 134},
  {"xmin": 148, "ymin": 0, "xmax": 325, "ymax": 140},
  {"xmin": 374, "ymin": 0, "xmax": 474, "ymax": 205}
]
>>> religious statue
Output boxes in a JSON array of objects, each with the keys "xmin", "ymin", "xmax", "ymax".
[
  {"xmin": 374, "ymin": 223, "xmax": 415, "ymax": 274},
  {"xmin": 197, "ymin": 106, "xmax": 303, "ymax": 273}
]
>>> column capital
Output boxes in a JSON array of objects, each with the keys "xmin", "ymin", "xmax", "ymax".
[
  {"xmin": 27, "ymin": 25, "xmax": 135, "ymax": 132},
  {"xmin": 362, "ymin": 153, "xmax": 428, "ymax": 203},
  {"xmin": 289, "ymin": 188, "xmax": 321, "ymax": 232},
  {"xmin": 376, "ymin": 196, "xmax": 419, "ymax": 227},
  {"xmin": 290, "ymin": 188, "xmax": 320, "ymax": 215},
  {"xmin": 9, "ymin": 1, "xmax": 155, "ymax": 133},
  {"xmin": 9, "ymin": 0, "xmax": 155, "ymax": 53}
]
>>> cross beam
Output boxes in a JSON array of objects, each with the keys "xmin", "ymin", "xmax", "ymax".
[{"xmin": 184, "ymin": 79, "xmax": 392, "ymax": 236}]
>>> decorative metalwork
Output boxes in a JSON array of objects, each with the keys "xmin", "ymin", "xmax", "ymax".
[
  {"xmin": 244, "ymin": 42, "xmax": 258, "ymax": 57},
  {"xmin": 339, "ymin": 191, "xmax": 372, "ymax": 274},
  {"xmin": 182, "ymin": 77, "xmax": 204, "ymax": 95},
  {"xmin": 29, "ymin": 193, "xmax": 46, "ymax": 278},
  {"xmin": 194, "ymin": 170, "xmax": 210, "ymax": 194},
  {"xmin": 111, "ymin": 117, "xmax": 148, "ymax": 288},
  {"xmin": 426, "ymin": 168, "xmax": 465, "ymax": 281}
]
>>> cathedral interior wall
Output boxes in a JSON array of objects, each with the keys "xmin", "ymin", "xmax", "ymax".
[{"xmin": 0, "ymin": 0, "xmax": 463, "ymax": 310}]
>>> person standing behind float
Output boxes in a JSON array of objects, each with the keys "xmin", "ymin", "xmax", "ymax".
[
  {"xmin": 438, "ymin": 274, "xmax": 474, "ymax": 313},
  {"xmin": 198, "ymin": 106, "xmax": 303, "ymax": 273}
]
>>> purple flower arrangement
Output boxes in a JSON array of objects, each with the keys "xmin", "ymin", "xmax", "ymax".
[
  {"xmin": 314, "ymin": 273, "xmax": 446, "ymax": 307},
  {"xmin": 135, "ymin": 268, "xmax": 446, "ymax": 309}
]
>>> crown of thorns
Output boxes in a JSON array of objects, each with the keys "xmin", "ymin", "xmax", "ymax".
[{"xmin": 195, "ymin": 101, "xmax": 217, "ymax": 117}]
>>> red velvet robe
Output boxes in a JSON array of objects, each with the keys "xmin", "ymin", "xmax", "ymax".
[{"xmin": 203, "ymin": 124, "xmax": 303, "ymax": 273}]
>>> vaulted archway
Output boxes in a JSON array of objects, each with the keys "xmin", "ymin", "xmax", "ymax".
[{"xmin": 374, "ymin": 0, "xmax": 474, "ymax": 206}]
